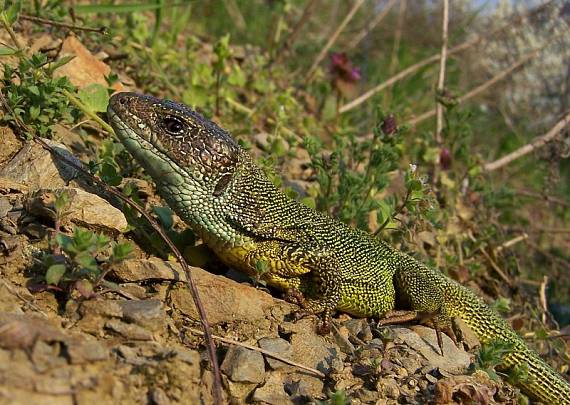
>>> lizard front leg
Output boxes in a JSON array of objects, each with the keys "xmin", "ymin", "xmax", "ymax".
[{"xmin": 242, "ymin": 238, "xmax": 342, "ymax": 333}]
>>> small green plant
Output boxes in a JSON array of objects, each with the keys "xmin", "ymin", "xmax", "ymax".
[
  {"xmin": 1, "ymin": 52, "xmax": 79, "ymax": 138},
  {"xmin": 253, "ymin": 260, "xmax": 269, "ymax": 287},
  {"xmin": 316, "ymin": 389, "xmax": 350, "ymax": 405},
  {"xmin": 472, "ymin": 340, "xmax": 516, "ymax": 381},
  {"xmin": 213, "ymin": 34, "xmax": 232, "ymax": 115},
  {"xmin": 44, "ymin": 227, "xmax": 133, "ymax": 298}
]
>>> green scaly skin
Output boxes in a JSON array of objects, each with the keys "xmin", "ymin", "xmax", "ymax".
[{"xmin": 107, "ymin": 92, "xmax": 570, "ymax": 404}]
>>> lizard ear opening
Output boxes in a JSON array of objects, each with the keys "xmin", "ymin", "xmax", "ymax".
[{"xmin": 213, "ymin": 173, "xmax": 232, "ymax": 196}]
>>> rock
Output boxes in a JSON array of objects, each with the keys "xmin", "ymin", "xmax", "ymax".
[
  {"xmin": 225, "ymin": 379, "xmax": 258, "ymax": 403},
  {"xmin": 0, "ymin": 177, "xmax": 28, "ymax": 194},
  {"xmin": 148, "ymin": 387, "xmax": 170, "ymax": 405},
  {"xmin": 25, "ymin": 187, "xmax": 128, "ymax": 233},
  {"xmin": 113, "ymin": 258, "xmax": 275, "ymax": 324},
  {"xmin": 0, "ymin": 126, "xmax": 23, "ymax": 167},
  {"xmin": 0, "ymin": 313, "xmax": 67, "ymax": 350},
  {"xmin": 172, "ymin": 348, "xmax": 200, "ymax": 365},
  {"xmin": 283, "ymin": 374, "xmax": 324, "ymax": 401},
  {"xmin": 221, "ymin": 346, "xmax": 266, "ymax": 384},
  {"xmin": 105, "ymin": 319, "xmax": 153, "ymax": 341},
  {"xmin": 118, "ymin": 300, "xmax": 164, "ymax": 331},
  {"xmin": 332, "ymin": 325, "xmax": 355, "ymax": 355},
  {"xmin": 258, "ymin": 337, "xmax": 293, "ymax": 370},
  {"xmin": 376, "ymin": 377, "xmax": 400, "ymax": 399},
  {"xmin": 454, "ymin": 317, "xmax": 481, "ymax": 351},
  {"xmin": 282, "ymin": 318, "xmax": 344, "ymax": 374},
  {"xmin": 54, "ymin": 36, "xmax": 123, "ymax": 91},
  {"xmin": 0, "ymin": 197, "xmax": 11, "ymax": 218},
  {"xmin": 0, "ymin": 140, "xmax": 80, "ymax": 190},
  {"xmin": 395, "ymin": 326, "xmax": 471, "ymax": 374},
  {"xmin": 79, "ymin": 300, "xmax": 123, "ymax": 318},
  {"xmin": 251, "ymin": 372, "xmax": 292, "ymax": 404},
  {"xmin": 66, "ymin": 339, "xmax": 109, "ymax": 364}
]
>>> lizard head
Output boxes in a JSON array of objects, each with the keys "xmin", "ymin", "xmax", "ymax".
[{"xmin": 107, "ymin": 92, "xmax": 240, "ymax": 197}]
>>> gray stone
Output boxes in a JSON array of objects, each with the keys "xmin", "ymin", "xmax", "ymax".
[
  {"xmin": 119, "ymin": 300, "xmax": 164, "ymax": 331},
  {"xmin": 332, "ymin": 325, "xmax": 355, "ymax": 355},
  {"xmin": 25, "ymin": 187, "xmax": 127, "ymax": 233},
  {"xmin": 285, "ymin": 318, "xmax": 344, "ymax": 374},
  {"xmin": 0, "ymin": 197, "xmax": 11, "ymax": 218},
  {"xmin": 66, "ymin": 339, "xmax": 109, "ymax": 364},
  {"xmin": 113, "ymin": 258, "xmax": 275, "ymax": 324},
  {"xmin": 0, "ymin": 140, "xmax": 80, "ymax": 190},
  {"xmin": 251, "ymin": 372, "xmax": 292, "ymax": 404},
  {"xmin": 395, "ymin": 326, "xmax": 471, "ymax": 374},
  {"xmin": 258, "ymin": 337, "xmax": 293, "ymax": 370},
  {"xmin": 221, "ymin": 346, "xmax": 266, "ymax": 383},
  {"xmin": 376, "ymin": 377, "xmax": 400, "ymax": 399},
  {"xmin": 105, "ymin": 320, "xmax": 153, "ymax": 341}
]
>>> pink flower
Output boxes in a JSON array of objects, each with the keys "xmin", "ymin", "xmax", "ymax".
[{"xmin": 330, "ymin": 52, "xmax": 361, "ymax": 83}]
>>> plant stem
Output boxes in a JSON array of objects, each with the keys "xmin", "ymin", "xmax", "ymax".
[{"xmin": 435, "ymin": 0, "xmax": 449, "ymax": 146}]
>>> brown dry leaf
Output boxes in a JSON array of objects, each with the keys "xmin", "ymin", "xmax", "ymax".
[
  {"xmin": 435, "ymin": 376, "xmax": 496, "ymax": 405},
  {"xmin": 54, "ymin": 36, "xmax": 124, "ymax": 91}
]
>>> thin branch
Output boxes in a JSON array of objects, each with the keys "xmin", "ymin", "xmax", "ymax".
[
  {"xmin": 306, "ymin": 0, "xmax": 366, "ymax": 82},
  {"xmin": 435, "ymin": 0, "xmax": 449, "ymax": 145},
  {"xmin": 494, "ymin": 233, "xmax": 529, "ymax": 254},
  {"xmin": 538, "ymin": 275, "xmax": 548, "ymax": 324},
  {"xmin": 407, "ymin": 48, "xmax": 540, "ymax": 127},
  {"xmin": 482, "ymin": 112, "xmax": 570, "ymax": 172},
  {"xmin": 184, "ymin": 327, "xmax": 326, "ymax": 379},
  {"xmin": 20, "ymin": 14, "xmax": 106, "ymax": 34},
  {"xmin": 339, "ymin": 0, "xmax": 555, "ymax": 114},
  {"xmin": 346, "ymin": 0, "xmax": 397, "ymax": 50}
]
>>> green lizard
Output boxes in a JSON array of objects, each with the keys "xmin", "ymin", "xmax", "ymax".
[{"xmin": 107, "ymin": 92, "xmax": 570, "ymax": 404}]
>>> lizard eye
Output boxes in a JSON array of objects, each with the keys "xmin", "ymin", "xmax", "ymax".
[{"xmin": 161, "ymin": 116, "xmax": 186, "ymax": 135}]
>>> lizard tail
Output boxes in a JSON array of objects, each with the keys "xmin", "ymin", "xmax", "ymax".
[{"xmin": 445, "ymin": 278, "xmax": 570, "ymax": 404}]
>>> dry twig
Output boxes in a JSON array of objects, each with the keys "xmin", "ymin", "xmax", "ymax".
[
  {"xmin": 435, "ymin": 0, "xmax": 449, "ymax": 145},
  {"xmin": 483, "ymin": 112, "xmax": 570, "ymax": 172},
  {"xmin": 346, "ymin": 0, "xmax": 397, "ymax": 50},
  {"xmin": 185, "ymin": 327, "xmax": 326, "ymax": 378},
  {"xmin": 407, "ymin": 48, "xmax": 540, "ymax": 127}
]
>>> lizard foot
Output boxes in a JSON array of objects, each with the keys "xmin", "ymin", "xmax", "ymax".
[
  {"xmin": 284, "ymin": 288, "xmax": 308, "ymax": 308},
  {"xmin": 378, "ymin": 310, "xmax": 458, "ymax": 356}
]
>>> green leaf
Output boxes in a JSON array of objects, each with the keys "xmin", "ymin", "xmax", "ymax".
[
  {"xmin": 0, "ymin": 47, "xmax": 17, "ymax": 56},
  {"xmin": 47, "ymin": 55, "xmax": 76, "ymax": 74},
  {"xmin": 4, "ymin": 1, "xmax": 21, "ymax": 25},
  {"xmin": 100, "ymin": 162, "xmax": 122, "ymax": 186},
  {"xmin": 78, "ymin": 83, "xmax": 109, "ymax": 113},
  {"xmin": 55, "ymin": 233, "xmax": 74, "ymax": 251},
  {"xmin": 54, "ymin": 190, "xmax": 71, "ymax": 213},
  {"xmin": 111, "ymin": 242, "xmax": 133, "ymax": 262},
  {"xmin": 75, "ymin": 251, "xmax": 98, "ymax": 271},
  {"xmin": 46, "ymin": 264, "xmax": 66, "ymax": 285}
]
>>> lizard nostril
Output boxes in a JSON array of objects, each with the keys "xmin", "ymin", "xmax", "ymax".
[{"xmin": 118, "ymin": 96, "xmax": 127, "ymax": 105}]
